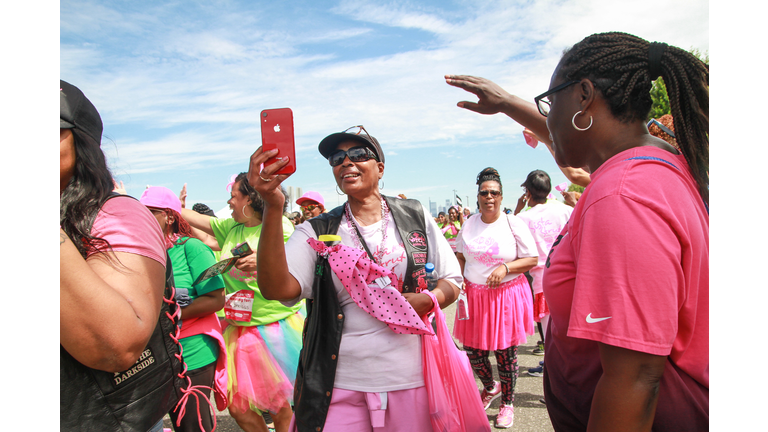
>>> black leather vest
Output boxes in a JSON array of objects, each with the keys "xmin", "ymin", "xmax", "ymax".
[
  {"xmin": 60, "ymin": 195, "xmax": 185, "ymax": 432},
  {"xmin": 292, "ymin": 196, "xmax": 428, "ymax": 432}
]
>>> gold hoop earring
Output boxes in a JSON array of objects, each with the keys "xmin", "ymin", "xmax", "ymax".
[
  {"xmin": 242, "ymin": 205, "xmax": 252, "ymax": 218},
  {"xmin": 572, "ymin": 111, "xmax": 593, "ymax": 131}
]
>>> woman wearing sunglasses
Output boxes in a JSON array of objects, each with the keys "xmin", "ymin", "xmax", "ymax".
[
  {"xmin": 447, "ymin": 31, "xmax": 708, "ymax": 431},
  {"xmin": 453, "ymin": 167, "xmax": 538, "ymax": 428},
  {"xmin": 296, "ymin": 191, "xmax": 325, "ymax": 221},
  {"xmin": 250, "ymin": 126, "xmax": 463, "ymax": 432}
]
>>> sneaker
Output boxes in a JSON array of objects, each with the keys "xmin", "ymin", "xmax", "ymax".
[
  {"xmin": 495, "ymin": 404, "xmax": 515, "ymax": 428},
  {"xmin": 539, "ymin": 360, "xmax": 545, "ymax": 366},
  {"xmin": 527, "ymin": 365, "xmax": 544, "ymax": 377},
  {"xmin": 480, "ymin": 381, "xmax": 502, "ymax": 410},
  {"xmin": 533, "ymin": 341, "xmax": 545, "ymax": 356}
]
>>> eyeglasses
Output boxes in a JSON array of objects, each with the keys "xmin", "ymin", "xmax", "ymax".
[
  {"xmin": 478, "ymin": 190, "xmax": 501, "ymax": 197},
  {"xmin": 534, "ymin": 80, "xmax": 580, "ymax": 117},
  {"xmin": 301, "ymin": 204, "xmax": 321, "ymax": 212},
  {"xmin": 328, "ymin": 145, "xmax": 378, "ymax": 167}
]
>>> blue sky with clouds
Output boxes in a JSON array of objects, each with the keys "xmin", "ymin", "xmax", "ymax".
[{"xmin": 60, "ymin": 0, "xmax": 708, "ymax": 215}]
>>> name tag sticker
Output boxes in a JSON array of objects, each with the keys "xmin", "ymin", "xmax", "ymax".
[{"xmin": 224, "ymin": 290, "xmax": 254, "ymax": 322}]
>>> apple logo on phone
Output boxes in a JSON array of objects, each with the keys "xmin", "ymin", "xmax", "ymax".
[{"xmin": 274, "ymin": 124, "xmax": 281, "ymax": 133}]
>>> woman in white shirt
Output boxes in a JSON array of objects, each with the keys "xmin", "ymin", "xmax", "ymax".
[{"xmin": 454, "ymin": 167, "xmax": 538, "ymax": 429}]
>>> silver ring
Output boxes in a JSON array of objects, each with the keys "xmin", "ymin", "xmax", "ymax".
[{"xmin": 259, "ymin": 175, "xmax": 273, "ymax": 182}]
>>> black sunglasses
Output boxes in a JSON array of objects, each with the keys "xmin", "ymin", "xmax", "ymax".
[
  {"xmin": 534, "ymin": 80, "xmax": 580, "ymax": 117},
  {"xmin": 328, "ymin": 145, "xmax": 379, "ymax": 167},
  {"xmin": 478, "ymin": 190, "xmax": 501, "ymax": 197}
]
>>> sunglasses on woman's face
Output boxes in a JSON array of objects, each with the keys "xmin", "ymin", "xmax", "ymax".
[
  {"xmin": 328, "ymin": 145, "xmax": 378, "ymax": 167},
  {"xmin": 301, "ymin": 204, "xmax": 320, "ymax": 212},
  {"xmin": 478, "ymin": 190, "xmax": 501, "ymax": 197}
]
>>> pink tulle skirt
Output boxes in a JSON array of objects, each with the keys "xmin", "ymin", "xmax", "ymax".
[
  {"xmin": 453, "ymin": 274, "xmax": 534, "ymax": 351},
  {"xmin": 223, "ymin": 308, "xmax": 305, "ymax": 415}
]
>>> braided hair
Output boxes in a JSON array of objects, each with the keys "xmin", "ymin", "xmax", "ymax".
[
  {"xmin": 558, "ymin": 32, "xmax": 709, "ymax": 204},
  {"xmin": 476, "ymin": 167, "xmax": 502, "ymax": 194}
]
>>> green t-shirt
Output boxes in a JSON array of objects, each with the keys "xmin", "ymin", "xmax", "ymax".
[
  {"xmin": 442, "ymin": 220, "xmax": 461, "ymax": 240},
  {"xmin": 209, "ymin": 216, "xmax": 301, "ymax": 326},
  {"xmin": 169, "ymin": 237, "xmax": 226, "ymax": 370}
]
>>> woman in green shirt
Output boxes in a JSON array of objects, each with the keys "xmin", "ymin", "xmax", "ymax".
[
  {"xmin": 140, "ymin": 186, "xmax": 226, "ymax": 432},
  {"xmin": 182, "ymin": 173, "xmax": 303, "ymax": 432}
]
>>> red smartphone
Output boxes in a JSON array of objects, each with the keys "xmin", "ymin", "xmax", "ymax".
[{"xmin": 260, "ymin": 108, "xmax": 296, "ymax": 175}]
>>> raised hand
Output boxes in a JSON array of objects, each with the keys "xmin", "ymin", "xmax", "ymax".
[
  {"xmin": 445, "ymin": 74, "xmax": 514, "ymax": 115},
  {"xmin": 112, "ymin": 179, "xmax": 127, "ymax": 195},
  {"xmin": 178, "ymin": 183, "xmax": 187, "ymax": 208},
  {"xmin": 247, "ymin": 146, "xmax": 291, "ymax": 212}
]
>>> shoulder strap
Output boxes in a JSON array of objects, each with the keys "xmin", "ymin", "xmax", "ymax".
[
  {"xmin": 308, "ymin": 205, "xmax": 345, "ymax": 237},
  {"xmin": 384, "ymin": 196, "xmax": 428, "ymax": 293}
]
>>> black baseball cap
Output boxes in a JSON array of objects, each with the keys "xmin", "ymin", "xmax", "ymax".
[
  {"xmin": 60, "ymin": 80, "xmax": 103, "ymax": 146},
  {"xmin": 318, "ymin": 127, "xmax": 385, "ymax": 164}
]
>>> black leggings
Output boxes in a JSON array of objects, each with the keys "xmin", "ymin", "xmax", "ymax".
[
  {"xmin": 465, "ymin": 345, "xmax": 519, "ymax": 405},
  {"xmin": 168, "ymin": 361, "xmax": 216, "ymax": 432}
]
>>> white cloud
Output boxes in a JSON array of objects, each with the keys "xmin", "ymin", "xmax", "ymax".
[{"xmin": 61, "ymin": 0, "xmax": 708, "ymax": 206}]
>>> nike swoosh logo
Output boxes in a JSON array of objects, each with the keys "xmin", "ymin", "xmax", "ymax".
[{"xmin": 586, "ymin": 313, "xmax": 612, "ymax": 324}]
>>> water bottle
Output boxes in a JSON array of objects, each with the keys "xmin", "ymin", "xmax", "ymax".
[
  {"xmin": 424, "ymin": 263, "xmax": 438, "ymax": 291},
  {"xmin": 457, "ymin": 289, "xmax": 469, "ymax": 320}
]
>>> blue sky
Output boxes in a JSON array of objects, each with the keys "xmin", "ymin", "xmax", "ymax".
[{"xmin": 60, "ymin": 0, "xmax": 709, "ymax": 215}]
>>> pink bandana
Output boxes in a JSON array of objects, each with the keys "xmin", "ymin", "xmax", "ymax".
[{"xmin": 308, "ymin": 238, "xmax": 434, "ymax": 336}]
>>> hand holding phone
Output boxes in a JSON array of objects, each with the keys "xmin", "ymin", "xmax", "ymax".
[{"xmin": 261, "ymin": 108, "xmax": 296, "ymax": 175}]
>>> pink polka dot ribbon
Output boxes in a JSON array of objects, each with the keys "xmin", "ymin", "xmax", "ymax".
[{"xmin": 308, "ymin": 238, "xmax": 434, "ymax": 336}]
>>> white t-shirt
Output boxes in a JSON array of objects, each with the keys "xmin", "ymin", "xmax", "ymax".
[
  {"xmin": 516, "ymin": 201, "xmax": 573, "ymax": 294},
  {"xmin": 456, "ymin": 212, "xmax": 537, "ymax": 285},
  {"xmin": 282, "ymin": 202, "xmax": 462, "ymax": 392}
]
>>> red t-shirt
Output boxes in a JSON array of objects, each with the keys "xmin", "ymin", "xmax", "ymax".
[{"xmin": 543, "ymin": 146, "xmax": 708, "ymax": 431}]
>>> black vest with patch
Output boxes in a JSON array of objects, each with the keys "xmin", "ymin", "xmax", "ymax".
[{"xmin": 292, "ymin": 196, "xmax": 428, "ymax": 432}]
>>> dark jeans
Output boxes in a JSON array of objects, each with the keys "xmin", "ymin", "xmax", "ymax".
[{"xmin": 168, "ymin": 361, "xmax": 216, "ymax": 432}]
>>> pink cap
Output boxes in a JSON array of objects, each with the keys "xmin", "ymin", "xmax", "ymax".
[
  {"xmin": 296, "ymin": 191, "xmax": 325, "ymax": 207},
  {"xmin": 139, "ymin": 186, "xmax": 182, "ymax": 215}
]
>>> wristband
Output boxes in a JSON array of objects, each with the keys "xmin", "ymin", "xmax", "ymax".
[{"xmin": 502, "ymin": 262, "xmax": 510, "ymax": 274}]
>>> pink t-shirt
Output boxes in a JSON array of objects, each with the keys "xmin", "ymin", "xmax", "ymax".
[
  {"xmin": 543, "ymin": 146, "xmax": 708, "ymax": 431},
  {"xmin": 516, "ymin": 201, "xmax": 572, "ymax": 294},
  {"xmin": 87, "ymin": 196, "xmax": 166, "ymax": 266}
]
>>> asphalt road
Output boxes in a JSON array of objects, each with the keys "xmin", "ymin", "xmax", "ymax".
[{"xmin": 165, "ymin": 301, "xmax": 555, "ymax": 431}]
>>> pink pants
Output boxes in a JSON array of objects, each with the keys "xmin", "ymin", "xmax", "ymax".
[{"xmin": 289, "ymin": 386, "xmax": 432, "ymax": 432}]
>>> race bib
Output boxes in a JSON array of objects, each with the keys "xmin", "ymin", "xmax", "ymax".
[{"xmin": 224, "ymin": 290, "xmax": 254, "ymax": 322}]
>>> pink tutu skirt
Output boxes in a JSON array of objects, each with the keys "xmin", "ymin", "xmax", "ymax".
[
  {"xmin": 224, "ymin": 307, "xmax": 305, "ymax": 415},
  {"xmin": 453, "ymin": 274, "xmax": 534, "ymax": 351}
]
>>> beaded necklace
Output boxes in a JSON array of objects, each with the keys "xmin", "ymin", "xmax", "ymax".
[{"xmin": 344, "ymin": 197, "xmax": 390, "ymax": 265}]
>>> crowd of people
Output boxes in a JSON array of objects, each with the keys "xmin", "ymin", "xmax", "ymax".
[{"xmin": 61, "ymin": 30, "xmax": 708, "ymax": 432}]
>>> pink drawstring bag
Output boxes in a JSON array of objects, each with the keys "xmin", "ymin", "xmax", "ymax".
[{"xmin": 421, "ymin": 291, "xmax": 491, "ymax": 432}]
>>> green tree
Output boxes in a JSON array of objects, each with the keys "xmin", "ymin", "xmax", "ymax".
[
  {"xmin": 567, "ymin": 184, "xmax": 585, "ymax": 193},
  {"xmin": 648, "ymin": 48, "xmax": 709, "ymax": 121}
]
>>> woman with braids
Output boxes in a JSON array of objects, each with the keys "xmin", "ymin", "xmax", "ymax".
[
  {"xmin": 453, "ymin": 167, "xmax": 538, "ymax": 429},
  {"xmin": 59, "ymin": 81, "xmax": 175, "ymax": 431},
  {"xmin": 140, "ymin": 186, "xmax": 227, "ymax": 432},
  {"xmin": 181, "ymin": 174, "xmax": 303, "ymax": 432},
  {"xmin": 447, "ymin": 31, "xmax": 708, "ymax": 431}
]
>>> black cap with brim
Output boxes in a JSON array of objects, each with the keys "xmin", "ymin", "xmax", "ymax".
[
  {"xmin": 318, "ymin": 132, "xmax": 385, "ymax": 164},
  {"xmin": 60, "ymin": 80, "xmax": 103, "ymax": 146}
]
